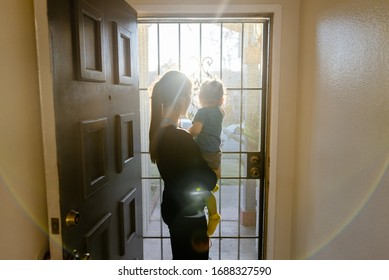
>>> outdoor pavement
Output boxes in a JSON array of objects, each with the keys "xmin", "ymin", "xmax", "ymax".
[{"xmin": 143, "ymin": 185, "xmax": 259, "ymax": 260}]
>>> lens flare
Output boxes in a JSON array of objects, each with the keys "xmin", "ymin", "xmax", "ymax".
[
  {"xmin": 303, "ymin": 154, "xmax": 389, "ymax": 259},
  {"xmin": 0, "ymin": 171, "xmax": 50, "ymax": 238}
]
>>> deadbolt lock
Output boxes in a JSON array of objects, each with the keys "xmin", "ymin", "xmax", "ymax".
[
  {"xmin": 250, "ymin": 155, "xmax": 260, "ymax": 165},
  {"xmin": 247, "ymin": 152, "xmax": 262, "ymax": 179},
  {"xmin": 66, "ymin": 210, "xmax": 80, "ymax": 226},
  {"xmin": 250, "ymin": 167, "xmax": 260, "ymax": 178}
]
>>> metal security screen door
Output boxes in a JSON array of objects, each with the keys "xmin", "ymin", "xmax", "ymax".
[{"xmin": 139, "ymin": 17, "xmax": 270, "ymax": 260}]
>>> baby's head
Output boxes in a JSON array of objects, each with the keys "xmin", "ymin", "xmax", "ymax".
[{"xmin": 198, "ymin": 78, "xmax": 225, "ymax": 107}]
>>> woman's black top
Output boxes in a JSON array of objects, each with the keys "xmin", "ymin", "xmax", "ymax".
[{"xmin": 156, "ymin": 125, "xmax": 217, "ymax": 225}]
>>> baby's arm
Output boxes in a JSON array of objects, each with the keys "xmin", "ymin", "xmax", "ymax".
[{"xmin": 188, "ymin": 121, "xmax": 203, "ymax": 137}]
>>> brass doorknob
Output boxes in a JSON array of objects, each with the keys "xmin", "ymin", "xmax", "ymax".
[
  {"xmin": 69, "ymin": 250, "xmax": 91, "ymax": 260},
  {"xmin": 66, "ymin": 210, "xmax": 80, "ymax": 226},
  {"xmin": 81, "ymin": 253, "xmax": 91, "ymax": 260}
]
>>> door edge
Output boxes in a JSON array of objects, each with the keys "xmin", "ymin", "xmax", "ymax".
[{"xmin": 33, "ymin": 0, "xmax": 64, "ymax": 260}]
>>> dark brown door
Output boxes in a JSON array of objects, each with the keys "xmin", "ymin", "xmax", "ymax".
[{"xmin": 48, "ymin": 0, "xmax": 142, "ymax": 259}]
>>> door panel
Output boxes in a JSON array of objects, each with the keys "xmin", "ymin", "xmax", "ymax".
[{"xmin": 48, "ymin": 0, "xmax": 142, "ymax": 260}]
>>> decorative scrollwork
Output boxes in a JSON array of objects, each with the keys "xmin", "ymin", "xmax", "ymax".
[
  {"xmin": 189, "ymin": 56, "xmax": 214, "ymax": 90},
  {"xmin": 187, "ymin": 56, "xmax": 215, "ymax": 116},
  {"xmin": 201, "ymin": 57, "xmax": 214, "ymax": 79}
]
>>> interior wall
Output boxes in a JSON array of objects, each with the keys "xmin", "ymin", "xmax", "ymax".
[
  {"xmin": 293, "ymin": 0, "xmax": 389, "ymax": 259},
  {"xmin": 0, "ymin": 0, "xmax": 48, "ymax": 259}
]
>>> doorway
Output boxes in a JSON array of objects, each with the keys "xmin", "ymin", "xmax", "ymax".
[{"xmin": 138, "ymin": 17, "xmax": 270, "ymax": 260}]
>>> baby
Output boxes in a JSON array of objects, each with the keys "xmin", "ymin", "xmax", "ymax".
[{"xmin": 189, "ymin": 78, "xmax": 225, "ymax": 236}]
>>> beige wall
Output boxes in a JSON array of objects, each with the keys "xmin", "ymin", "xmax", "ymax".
[
  {"xmin": 293, "ymin": 0, "xmax": 389, "ymax": 259},
  {"xmin": 0, "ymin": 0, "xmax": 48, "ymax": 259}
]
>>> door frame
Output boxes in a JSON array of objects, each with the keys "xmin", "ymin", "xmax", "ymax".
[
  {"xmin": 124, "ymin": 3, "xmax": 282, "ymax": 260},
  {"xmin": 139, "ymin": 17, "xmax": 270, "ymax": 260}
]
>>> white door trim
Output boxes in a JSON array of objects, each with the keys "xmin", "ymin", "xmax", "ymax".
[{"xmin": 33, "ymin": 0, "xmax": 63, "ymax": 260}]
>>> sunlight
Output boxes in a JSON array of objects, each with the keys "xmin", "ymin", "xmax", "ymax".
[{"xmin": 145, "ymin": 22, "xmax": 241, "ymax": 81}]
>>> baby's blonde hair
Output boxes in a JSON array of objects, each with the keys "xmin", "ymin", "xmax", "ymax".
[{"xmin": 199, "ymin": 78, "xmax": 225, "ymax": 105}]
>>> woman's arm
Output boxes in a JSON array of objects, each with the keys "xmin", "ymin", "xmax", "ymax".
[{"xmin": 179, "ymin": 130, "xmax": 217, "ymax": 193}]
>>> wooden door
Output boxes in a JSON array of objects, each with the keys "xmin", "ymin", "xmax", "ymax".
[{"xmin": 47, "ymin": 0, "xmax": 142, "ymax": 259}]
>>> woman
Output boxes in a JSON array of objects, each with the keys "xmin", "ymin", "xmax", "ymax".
[{"xmin": 149, "ymin": 71, "xmax": 217, "ymax": 260}]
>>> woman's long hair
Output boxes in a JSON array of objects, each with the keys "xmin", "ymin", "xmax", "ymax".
[{"xmin": 149, "ymin": 71, "xmax": 192, "ymax": 163}]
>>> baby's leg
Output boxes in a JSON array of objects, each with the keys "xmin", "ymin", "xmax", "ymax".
[
  {"xmin": 206, "ymin": 192, "xmax": 221, "ymax": 236},
  {"xmin": 207, "ymin": 192, "xmax": 217, "ymax": 216}
]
